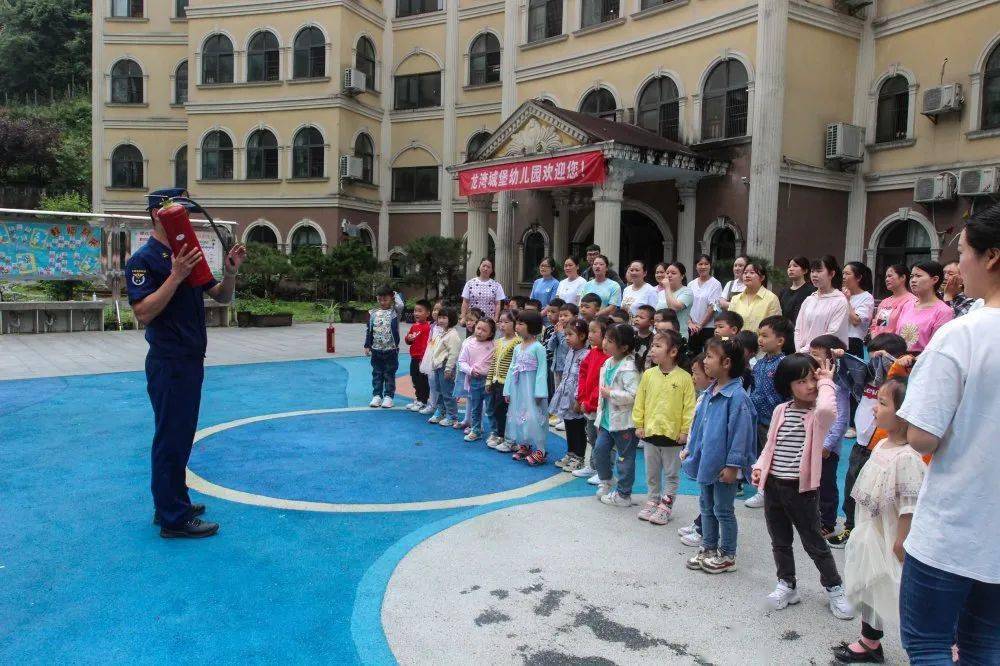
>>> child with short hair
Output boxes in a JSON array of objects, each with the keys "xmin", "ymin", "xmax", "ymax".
[
  {"xmin": 365, "ymin": 285, "xmax": 401, "ymax": 409},
  {"xmin": 633, "ymin": 304, "xmax": 656, "ymax": 370},
  {"xmin": 464, "ymin": 307, "xmax": 484, "ymax": 337},
  {"xmin": 524, "ymin": 298, "xmax": 542, "ymax": 311},
  {"xmin": 744, "ymin": 315, "xmax": 792, "ymax": 508},
  {"xmin": 418, "ymin": 300, "xmax": 444, "ymax": 415},
  {"xmin": 833, "ymin": 378, "xmax": 925, "ymax": 664},
  {"xmin": 681, "ymin": 336, "xmax": 757, "ymax": 574},
  {"xmin": 504, "ymin": 310, "xmax": 550, "ymax": 465},
  {"xmin": 634, "ymin": 330, "xmax": 696, "ymax": 524},
  {"xmin": 457, "ymin": 318, "xmax": 496, "ymax": 442},
  {"xmin": 594, "ymin": 323, "xmax": 641, "ymax": 506},
  {"xmin": 571, "ymin": 317, "xmax": 611, "ymax": 480},
  {"xmin": 579, "ymin": 293, "xmax": 602, "ymax": 322},
  {"xmin": 736, "ymin": 329, "xmax": 759, "ymax": 392},
  {"xmin": 610, "ymin": 307, "xmax": 630, "ymax": 325},
  {"xmin": 713, "ymin": 310, "xmax": 744, "ymax": 338},
  {"xmin": 404, "ymin": 299, "xmax": 432, "ymax": 412},
  {"xmin": 552, "ymin": 318, "xmax": 590, "ymax": 472},
  {"xmin": 486, "ymin": 311, "xmax": 521, "ymax": 451},
  {"xmin": 429, "ymin": 307, "xmax": 462, "ymax": 427},
  {"xmin": 753, "ymin": 354, "xmax": 854, "ymax": 620},
  {"xmin": 809, "ymin": 334, "xmax": 852, "ymax": 538},
  {"xmin": 508, "ymin": 295, "xmax": 527, "ymax": 311}
]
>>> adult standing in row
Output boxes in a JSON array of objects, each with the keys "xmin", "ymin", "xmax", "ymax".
[
  {"xmin": 942, "ymin": 260, "xmax": 975, "ymax": 318},
  {"xmin": 688, "ymin": 254, "xmax": 722, "ymax": 352},
  {"xmin": 621, "ymin": 260, "xmax": 659, "ymax": 315},
  {"xmin": 842, "ymin": 262, "xmax": 875, "ymax": 360},
  {"xmin": 794, "ymin": 255, "xmax": 849, "ymax": 352},
  {"xmin": 461, "ymin": 258, "xmax": 505, "ymax": 324},
  {"xmin": 656, "ymin": 262, "xmax": 694, "ymax": 338},
  {"xmin": 583, "ymin": 254, "xmax": 622, "ymax": 316},
  {"xmin": 557, "ymin": 256, "xmax": 587, "ymax": 306},
  {"xmin": 530, "ymin": 257, "xmax": 560, "ymax": 308},
  {"xmin": 717, "ymin": 255, "xmax": 748, "ymax": 311},
  {"xmin": 728, "ymin": 260, "xmax": 780, "ymax": 333},
  {"xmin": 580, "ymin": 244, "xmax": 625, "ymax": 286},
  {"xmin": 897, "ymin": 203, "xmax": 1000, "ymax": 664},
  {"xmin": 893, "ymin": 260, "xmax": 953, "ymax": 353},
  {"xmin": 778, "ymin": 256, "xmax": 815, "ymax": 327},
  {"xmin": 870, "ymin": 264, "xmax": 914, "ymax": 338}
]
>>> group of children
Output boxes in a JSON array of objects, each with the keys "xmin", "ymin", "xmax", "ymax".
[{"xmin": 364, "ymin": 282, "xmax": 926, "ymax": 663}]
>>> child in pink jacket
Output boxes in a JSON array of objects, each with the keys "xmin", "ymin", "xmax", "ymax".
[{"xmin": 752, "ymin": 354, "xmax": 855, "ymax": 621}]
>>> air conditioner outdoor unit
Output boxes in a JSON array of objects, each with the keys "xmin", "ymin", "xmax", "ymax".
[
  {"xmin": 339, "ymin": 155, "xmax": 364, "ymax": 180},
  {"xmin": 921, "ymin": 84, "xmax": 963, "ymax": 117},
  {"xmin": 913, "ymin": 174, "xmax": 955, "ymax": 203},
  {"xmin": 957, "ymin": 167, "xmax": 999, "ymax": 196},
  {"xmin": 343, "ymin": 68, "xmax": 366, "ymax": 95},
  {"xmin": 825, "ymin": 123, "xmax": 865, "ymax": 165}
]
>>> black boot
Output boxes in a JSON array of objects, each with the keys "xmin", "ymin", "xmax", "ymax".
[{"xmin": 159, "ymin": 517, "xmax": 219, "ymax": 539}]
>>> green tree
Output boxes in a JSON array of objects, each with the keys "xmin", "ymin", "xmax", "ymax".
[
  {"xmin": 239, "ymin": 242, "xmax": 292, "ymax": 299},
  {"xmin": 326, "ymin": 239, "xmax": 380, "ymax": 300},
  {"xmin": 402, "ymin": 236, "xmax": 469, "ymax": 299},
  {"xmin": 0, "ymin": 0, "xmax": 91, "ymax": 98}
]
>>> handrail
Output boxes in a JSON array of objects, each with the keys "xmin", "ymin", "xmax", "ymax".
[{"xmin": 0, "ymin": 207, "xmax": 238, "ymax": 227}]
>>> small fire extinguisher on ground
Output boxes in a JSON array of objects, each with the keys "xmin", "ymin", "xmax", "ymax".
[{"xmin": 326, "ymin": 324, "xmax": 336, "ymax": 354}]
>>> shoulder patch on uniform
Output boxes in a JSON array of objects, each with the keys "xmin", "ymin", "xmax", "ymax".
[{"xmin": 131, "ymin": 269, "xmax": 147, "ymax": 286}]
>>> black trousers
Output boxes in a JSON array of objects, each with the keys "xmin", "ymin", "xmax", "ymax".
[
  {"xmin": 842, "ymin": 443, "xmax": 872, "ymax": 531},
  {"xmin": 564, "ymin": 417, "xmax": 587, "ymax": 458},
  {"xmin": 146, "ymin": 355, "xmax": 203, "ymax": 529},
  {"xmin": 848, "ymin": 338, "xmax": 865, "ymax": 427},
  {"xmin": 410, "ymin": 357, "xmax": 429, "ymax": 403},
  {"xmin": 764, "ymin": 476, "xmax": 843, "ymax": 589},
  {"xmin": 819, "ymin": 451, "xmax": 841, "ymax": 532},
  {"xmin": 490, "ymin": 383, "xmax": 508, "ymax": 438}
]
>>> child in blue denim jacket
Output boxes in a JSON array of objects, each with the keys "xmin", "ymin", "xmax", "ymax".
[{"xmin": 681, "ymin": 336, "xmax": 757, "ymax": 574}]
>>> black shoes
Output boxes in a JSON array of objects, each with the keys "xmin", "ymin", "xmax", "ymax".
[
  {"xmin": 152, "ymin": 503, "xmax": 205, "ymax": 526},
  {"xmin": 833, "ymin": 641, "xmax": 885, "ymax": 663},
  {"xmin": 159, "ymin": 517, "xmax": 219, "ymax": 539}
]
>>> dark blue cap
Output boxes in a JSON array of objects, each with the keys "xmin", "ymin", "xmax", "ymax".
[{"xmin": 146, "ymin": 188, "xmax": 196, "ymax": 212}]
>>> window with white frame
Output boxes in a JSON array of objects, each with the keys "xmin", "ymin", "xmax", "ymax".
[
  {"xmin": 174, "ymin": 61, "xmax": 188, "ymax": 104},
  {"xmin": 111, "ymin": 145, "xmax": 143, "ymax": 188},
  {"xmin": 247, "ymin": 225, "xmax": 278, "ymax": 248},
  {"xmin": 527, "ymin": 0, "xmax": 562, "ymax": 42},
  {"xmin": 292, "ymin": 127, "xmax": 324, "ymax": 178},
  {"xmin": 201, "ymin": 131, "xmax": 234, "ymax": 180},
  {"xmin": 466, "ymin": 131, "xmax": 491, "ymax": 160},
  {"xmin": 356, "ymin": 38, "xmax": 377, "ymax": 91},
  {"xmin": 174, "ymin": 146, "xmax": 187, "ymax": 189},
  {"xmin": 394, "ymin": 72, "xmax": 441, "ymax": 109},
  {"xmin": 110, "ymin": 60, "xmax": 143, "ymax": 104},
  {"xmin": 354, "ymin": 134, "xmax": 375, "ymax": 184},
  {"xmin": 392, "ymin": 166, "xmax": 438, "ymax": 201},
  {"xmin": 982, "ymin": 44, "xmax": 1000, "ymax": 131},
  {"xmin": 202, "ymin": 35, "xmax": 234, "ymax": 85},
  {"xmin": 581, "ymin": 0, "xmax": 619, "ymax": 29},
  {"xmin": 247, "ymin": 129, "xmax": 279, "ymax": 180},
  {"xmin": 469, "ymin": 34, "xmax": 501, "ymax": 86},
  {"xmin": 521, "ymin": 230, "xmax": 546, "ymax": 282},
  {"xmin": 175, "ymin": 0, "xmax": 188, "ymax": 18},
  {"xmin": 701, "ymin": 59, "xmax": 748, "ymax": 141},
  {"xmin": 397, "ymin": 0, "xmax": 439, "ymax": 18},
  {"xmin": 247, "ymin": 31, "xmax": 280, "ymax": 82},
  {"xmin": 580, "ymin": 88, "xmax": 617, "ymax": 121},
  {"xmin": 875, "ymin": 75, "xmax": 909, "ymax": 144},
  {"xmin": 111, "ymin": 0, "xmax": 142, "ymax": 18},
  {"xmin": 637, "ymin": 77, "xmax": 680, "ymax": 141},
  {"xmin": 291, "ymin": 225, "xmax": 323, "ymax": 251},
  {"xmin": 293, "ymin": 27, "xmax": 326, "ymax": 79}
]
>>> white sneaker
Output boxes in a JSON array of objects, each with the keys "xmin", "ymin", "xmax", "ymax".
[
  {"xmin": 845, "ymin": 427, "xmax": 857, "ymax": 439},
  {"xmin": 369, "ymin": 396, "xmax": 382, "ymax": 408},
  {"xmin": 381, "ymin": 397, "xmax": 394, "ymax": 409},
  {"xmin": 826, "ymin": 585, "xmax": 856, "ymax": 620},
  {"xmin": 419, "ymin": 405, "xmax": 435, "ymax": 415},
  {"xmin": 586, "ymin": 473, "xmax": 600, "ymax": 486},
  {"xmin": 680, "ymin": 531, "xmax": 703, "ymax": 547},
  {"xmin": 744, "ymin": 491, "xmax": 766, "ymax": 508},
  {"xmin": 571, "ymin": 465, "xmax": 596, "ymax": 478},
  {"xmin": 407, "ymin": 401, "xmax": 422, "ymax": 411},
  {"xmin": 427, "ymin": 414, "xmax": 442, "ymax": 424},
  {"xmin": 439, "ymin": 418, "xmax": 454, "ymax": 427},
  {"xmin": 766, "ymin": 580, "xmax": 801, "ymax": 610},
  {"xmin": 486, "ymin": 434, "xmax": 500, "ymax": 449},
  {"xmin": 495, "ymin": 439, "xmax": 514, "ymax": 453},
  {"xmin": 600, "ymin": 491, "xmax": 632, "ymax": 507},
  {"xmin": 678, "ymin": 522, "xmax": 697, "ymax": 537},
  {"xmin": 595, "ymin": 481, "xmax": 613, "ymax": 498}
]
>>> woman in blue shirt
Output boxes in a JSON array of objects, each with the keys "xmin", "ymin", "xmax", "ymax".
[{"xmin": 530, "ymin": 256, "xmax": 560, "ymax": 308}]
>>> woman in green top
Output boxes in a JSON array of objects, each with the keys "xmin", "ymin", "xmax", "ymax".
[{"xmin": 656, "ymin": 262, "xmax": 694, "ymax": 339}]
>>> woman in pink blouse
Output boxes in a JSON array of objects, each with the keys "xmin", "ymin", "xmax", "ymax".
[
  {"xmin": 870, "ymin": 264, "xmax": 917, "ymax": 338},
  {"xmin": 893, "ymin": 260, "xmax": 954, "ymax": 352}
]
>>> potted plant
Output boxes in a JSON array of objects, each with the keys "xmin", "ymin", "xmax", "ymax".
[
  {"xmin": 249, "ymin": 299, "xmax": 293, "ymax": 327},
  {"xmin": 235, "ymin": 299, "xmax": 253, "ymax": 327}
]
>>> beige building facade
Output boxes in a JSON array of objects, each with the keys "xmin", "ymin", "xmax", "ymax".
[{"xmin": 93, "ymin": 0, "xmax": 1000, "ymax": 294}]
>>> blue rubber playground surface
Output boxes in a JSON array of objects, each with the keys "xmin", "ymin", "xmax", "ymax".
[{"xmin": 0, "ymin": 356, "xmax": 852, "ymax": 664}]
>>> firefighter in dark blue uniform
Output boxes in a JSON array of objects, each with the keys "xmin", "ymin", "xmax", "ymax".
[{"xmin": 125, "ymin": 191, "xmax": 246, "ymax": 538}]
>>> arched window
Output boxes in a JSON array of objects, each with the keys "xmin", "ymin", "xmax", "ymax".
[
  {"xmin": 247, "ymin": 225, "xmax": 278, "ymax": 248},
  {"xmin": 875, "ymin": 75, "xmax": 909, "ymax": 144},
  {"xmin": 247, "ymin": 31, "xmax": 280, "ymax": 82},
  {"xmin": 581, "ymin": 0, "xmax": 619, "ymax": 28},
  {"xmin": 982, "ymin": 44, "xmax": 1000, "ymax": 130},
  {"xmin": 358, "ymin": 228, "xmax": 375, "ymax": 255},
  {"xmin": 466, "ymin": 131, "xmax": 491, "ymax": 160},
  {"xmin": 354, "ymin": 134, "xmax": 375, "ymax": 184},
  {"xmin": 390, "ymin": 252, "xmax": 407, "ymax": 279},
  {"xmin": 701, "ymin": 59, "xmax": 748, "ymax": 141},
  {"xmin": 580, "ymin": 88, "xmax": 617, "ymax": 121},
  {"xmin": 247, "ymin": 129, "xmax": 279, "ymax": 180},
  {"xmin": 111, "ymin": 145, "xmax": 143, "ymax": 188},
  {"xmin": 202, "ymin": 35, "xmax": 234, "ymax": 85},
  {"xmin": 875, "ymin": 219, "xmax": 931, "ymax": 297},
  {"xmin": 174, "ymin": 61, "xmax": 188, "ymax": 104},
  {"xmin": 521, "ymin": 230, "xmax": 546, "ymax": 282},
  {"xmin": 174, "ymin": 146, "xmax": 187, "ymax": 189},
  {"xmin": 201, "ymin": 131, "xmax": 234, "ymax": 180},
  {"xmin": 293, "ymin": 127, "xmax": 324, "ymax": 178},
  {"xmin": 293, "ymin": 27, "xmax": 325, "ymax": 79},
  {"xmin": 291, "ymin": 224, "xmax": 323, "ymax": 251},
  {"xmin": 356, "ymin": 37, "xmax": 377, "ymax": 91},
  {"xmin": 111, "ymin": 0, "xmax": 142, "ymax": 18},
  {"xmin": 527, "ymin": 0, "xmax": 562, "ymax": 43},
  {"xmin": 709, "ymin": 226, "xmax": 736, "ymax": 266},
  {"xmin": 469, "ymin": 34, "xmax": 501, "ymax": 86},
  {"xmin": 637, "ymin": 77, "xmax": 680, "ymax": 141},
  {"xmin": 110, "ymin": 60, "xmax": 143, "ymax": 104}
]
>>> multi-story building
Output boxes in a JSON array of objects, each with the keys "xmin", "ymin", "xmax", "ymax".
[{"xmin": 93, "ymin": 0, "xmax": 1000, "ymax": 294}]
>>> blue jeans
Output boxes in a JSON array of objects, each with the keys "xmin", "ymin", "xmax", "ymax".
[
  {"xmin": 900, "ymin": 553, "xmax": 1000, "ymax": 665},
  {"xmin": 434, "ymin": 368, "xmax": 457, "ymax": 420},
  {"xmin": 465, "ymin": 375, "xmax": 489, "ymax": 434},
  {"xmin": 593, "ymin": 427, "xmax": 638, "ymax": 496},
  {"xmin": 370, "ymin": 349, "xmax": 398, "ymax": 398},
  {"xmin": 698, "ymin": 480, "xmax": 739, "ymax": 556}
]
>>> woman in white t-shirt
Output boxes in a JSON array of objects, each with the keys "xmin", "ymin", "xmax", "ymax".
[
  {"xmin": 556, "ymin": 255, "xmax": 587, "ymax": 306},
  {"xmin": 896, "ymin": 205, "xmax": 1000, "ymax": 664},
  {"xmin": 461, "ymin": 258, "xmax": 505, "ymax": 323},
  {"xmin": 688, "ymin": 254, "xmax": 723, "ymax": 351},
  {"xmin": 620, "ymin": 260, "xmax": 659, "ymax": 315},
  {"xmin": 842, "ymin": 262, "xmax": 875, "ymax": 358},
  {"xmin": 718, "ymin": 255, "xmax": 748, "ymax": 311}
]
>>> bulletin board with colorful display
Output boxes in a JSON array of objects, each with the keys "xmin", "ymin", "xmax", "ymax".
[{"xmin": 0, "ymin": 221, "xmax": 105, "ymax": 281}]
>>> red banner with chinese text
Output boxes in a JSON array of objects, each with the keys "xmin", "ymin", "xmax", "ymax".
[{"xmin": 458, "ymin": 151, "xmax": 606, "ymax": 196}]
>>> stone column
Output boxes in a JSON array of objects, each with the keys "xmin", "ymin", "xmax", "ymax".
[
  {"xmin": 592, "ymin": 162, "xmax": 630, "ymax": 271},
  {"xmin": 676, "ymin": 181, "xmax": 698, "ymax": 269},
  {"xmin": 552, "ymin": 190, "xmax": 571, "ymax": 262},
  {"xmin": 466, "ymin": 194, "xmax": 493, "ymax": 279},
  {"xmin": 494, "ymin": 0, "xmax": 520, "ymax": 292},
  {"xmin": 746, "ymin": 0, "xmax": 789, "ymax": 261},
  {"xmin": 439, "ymin": 0, "xmax": 459, "ymax": 238},
  {"xmin": 844, "ymin": 6, "xmax": 875, "ymax": 262},
  {"xmin": 377, "ymin": 0, "xmax": 396, "ymax": 260}
]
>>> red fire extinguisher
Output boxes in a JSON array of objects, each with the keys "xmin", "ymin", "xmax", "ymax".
[
  {"xmin": 326, "ymin": 324, "xmax": 336, "ymax": 354},
  {"xmin": 154, "ymin": 202, "xmax": 216, "ymax": 288}
]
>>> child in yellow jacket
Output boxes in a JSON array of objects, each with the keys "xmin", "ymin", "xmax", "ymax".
[{"xmin": 633, "ymin": 330, "xmax": 697, "ymax": 525}]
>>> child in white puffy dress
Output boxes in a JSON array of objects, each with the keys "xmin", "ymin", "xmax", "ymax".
[{"xmin": 834, "ymin": 377, "xmax": 925, "ymax": 664}]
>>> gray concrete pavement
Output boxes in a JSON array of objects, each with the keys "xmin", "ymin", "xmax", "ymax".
[{"xmin": 0, "ymin": 322, "xmax": 370, "ymax": 380}]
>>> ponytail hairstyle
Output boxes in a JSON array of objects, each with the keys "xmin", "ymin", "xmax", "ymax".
[
  {"xmin": 887, "ymin": 263, "xmax": 911, "ymax": 287},
  {"xmin": 844, "ymin": 261, "xmax": 874, "ymax": 292},
  {"xmin": 654, "ymin": 329, "xmax": 691, "ymax": 372},
  {"xmin": 811, "ymin": 254, "xmax": 842, "ymax": 289},
  {"xmin": 705, "ymin": 335, "xmax": 747, "ymax": 379},
  {"xmin": 605, "ymin": 322, "xmax": 637, "ymax": 356},
  {"xmin": 668, "ymin": 261, "xmax": 689, "ymax": 286},
  {"xmin": 911, "ymin": 260, "xmax": 945, "ymax": 293},
  {"xmin": 567, "ymin": 317, "xmax": 589, "ymax": 344}
]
